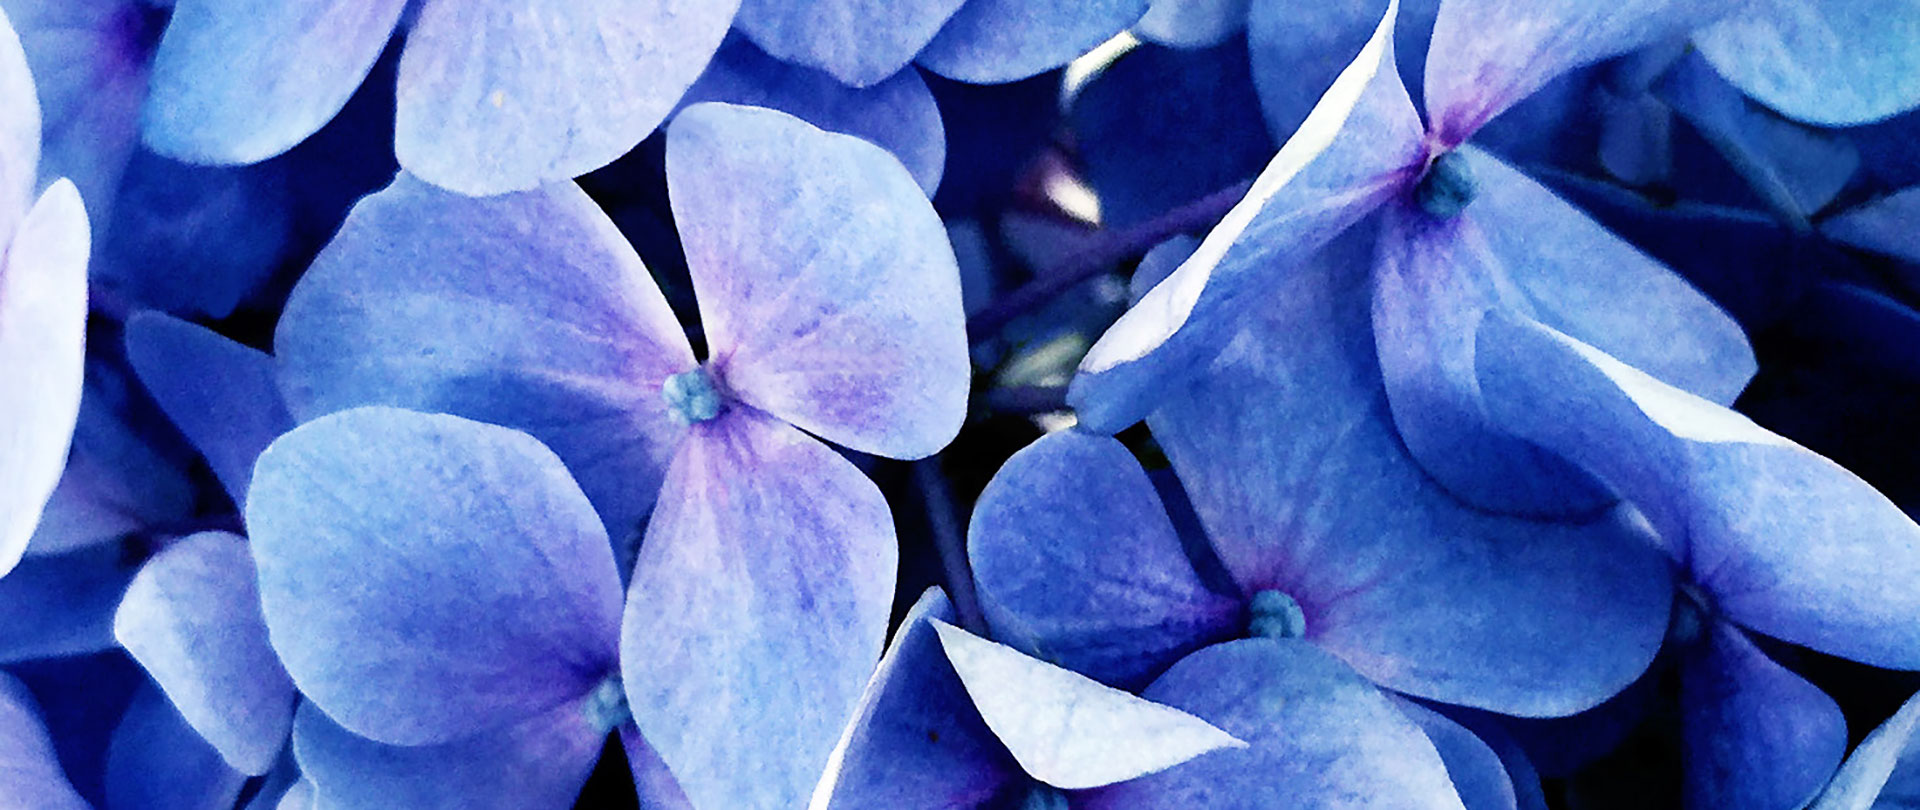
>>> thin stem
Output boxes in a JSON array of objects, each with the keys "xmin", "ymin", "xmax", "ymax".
[
  {"xmin": 966, "ymin": 177, "xmax": 1255, "ymax": 344},
  {"xmin": 912, "ymin": 457, "xmax": 988, "ymax": 635}
]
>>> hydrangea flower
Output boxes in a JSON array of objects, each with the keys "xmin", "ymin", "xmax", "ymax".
[
  {"xmin": 736, "ymin": 0, "xmax": 1151, "ymax": 87},
  {"xmin": 142, "ymin": 0, "xmax": 739, "ymax": 195},
  {"xmin": 1068, "ymin": 0, "xmax": 1754, "ymax": 521},
  {"xmin": 271, "ymin": 102, "xmax": 967, "ymax": 808},
  {"xmin": 0, "ymin": 4, "xmax": 92, "ymax": 579},
  {"xmin": 1692, "ymin": 0, "xmax": 1920, "ymax": 127},
  {"xmin": 964, "ymin": 227, "xmax": 1674, "ymax": 804}
]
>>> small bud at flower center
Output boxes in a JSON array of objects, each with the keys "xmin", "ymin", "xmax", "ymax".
[
  {"xmin": 1414, "ymin": 150, "xmax": 1477, "ymax": 219},
  {"xmin": 582, "ymin": 675, "xmax": 631, "ymax": 733},
  {"xmin": 1248, "ymin": 589, "xmax": 1307, "ymax": 640},
  {"xmin": 662, "ymin": 366, "xmax": 724, "ymax": 424}
]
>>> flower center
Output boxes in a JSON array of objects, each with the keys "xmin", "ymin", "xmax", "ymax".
[
  {"xmin": 1019, "ymin": 784, "xmax": 1070, "ymax": 810},
  {"xmin": 1669, "ymin": 583, "xmax": 1713, "ymax": 647},
  {"xmin": 1414, "ymin": 150, "xmax": 1477, "ymax": 219},
  {"xmin": 1247, "ymin": 589, "xmax": 1307, "ymax": 640},
  {"xmin": 582, "ymin": 675, "xmax": 631, "ymax": 733},
  {"xmin": 661, "ymin": 366, "xmax": 724, "ymax": 424}
]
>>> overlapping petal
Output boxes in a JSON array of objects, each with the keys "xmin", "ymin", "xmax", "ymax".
[
  {"xmin": 669, "ymin": 103, "xmax": 966, "ymax": 459},
  {"xmin": 1150, "ymin": 232, "xmax": 1672, "ymax": 717},
  {"xmin": 1137, "ymin": 0, "xmax": 1251, "ymax": 49},
  {"xmin": 1679, "ymin": 622, "xmax": 1847, "ymax": 810},
  {"xmin": 395, "ymin": 0, "xmax": 738, "ymax": 195},
  {"xmin": 276, "ymin": 174, "xmax": 693, "ymax": 541},
  {"xmin": 0, "ymin": 178, "xmax": 89, "ymax": 576},
  {"xmin": 814, "ymin": 589, "xmax": 1020, "ymax": 810},
  {"xmin": 967, "ymin": 431, "xmax": 1243, "ymax": 690},
  {"xmin": 620, "ymin": 410, "xmax": 896, "ymax": 810},
  {"xmin": 918, "ymin": 0, "xmax": 1150, "ymax": 84},
  {"xmin": 734, "ymin": 0, "xmax": 965, "ymax": 87},
  {"xmin": 931, "ymin": 620, "xmax": 1244, "ymax": 790},
  {"xmin": 113, "ymin": 532, "xmax": 295, "ymax": 776},
  {"xmin": 246, "ymin": 407, "xmax": 623, "ymax": 746},
  {"xmin": 1423, "ymin": 0, "xmax": 1743, "ymax": 143},
  {"xmin": 681, "ymin": 37, "xmax": 947, "ymax": 194},
  {"xmin": 1825, "ymin": 186, "xmax": 1920, "ymax": 265},
  {"xmin": 125, "ymin": 313, "xmax": 294, "ymax": 509},
  {"xmin": 103, "ymin": 684, "xmax": 247, "ymax": 810},
  {"xmin": 1076, "ymin": 639, "xmax": 1465, "ymax": 809},
  {"xmin": 1474, "ymin": 313, "xmax": 1920, "ymax": 669},
  {"xmin": 0, "ymin": 672, "xmax": 95, "ymax": 810},
  {"xmin": 0, "ymin": 3, "xmax": 39, "ymax": 232},
  {"xmin": 1694, "ymin": 0, "xmax": 1920, "ymax": 127},
  {"xmin": 1810, "ymin": 690, "xmax": 1920, "ymax": 809},
  {"xmin": 291, "ymin": 702, "xmax": 605, "ymax": 810},
  {"xmin": 142, "ymin": 0, "xmax": 406, "ymax": 165},
  {"xmin": 0, "ymin": 542, "xmax": 141, "ymax": 663},
  {"xmin": 1395, "ymin": 699, "xmax": 1520, "ymax": 810},
  {"xmin": 1069, "ymin": 0, "xmax": 1423, "ymax": 433}
]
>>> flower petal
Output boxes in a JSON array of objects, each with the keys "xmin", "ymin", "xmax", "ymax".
[
  {"xmin": 1809, "ymin": 689, "xmax": 1920, "ymax": 810},
  {"xmin": 1068, "ymin": 0, "xmax": 1421, "ymax": 433},
  {"xmin": 0, "ymin": 3, "xmax": 39, "ymax": 229},
  {"xmin": 931, "ymin": 620, "xmax": 1243, "ymax": 790},
  {"xmin": 1075, "ymin": 638, "xmax": 1464, "ymax": 809},
  {"xmin": 292, "ymin": 701, "xmax": 604, "ymax": 810},
  {"xmin": 918, "ymin": 0, "xmax": 1149, "ymax": 84},
  {"xmin": 1824, "ymin": 186, "xmax": 1920, "ymax": 265},
  {"xmin": 275, "ymin": 174, "xmax": 693, "ymax": 544},
  {"xmin": 1394, "ymin": 699, "xmax": 1519, "ymax": 810},
  {"xmin": 1679, "ymin": 622, "xmax": 1846, "ymax": 810},
  {"xmin": 620, "ymin": 410, "xmax": 896, "ymax": 810},
  {"xmin": 1475, "ymin": 313, "xmax": 1920, "ymax": 669},
  {"xmin": 394, "ymin": 0, "xmax": 737, "ymax": 195},
  {"xmin": 113, "ymin": 531, "xmax": 296, "ymax": 776},
  {"xmin": 668, "ymin": 103, "xmax": 967, "ymax": 459},
  {"xmin": 103, "ymin": 684, "xmax": 247, "ymax": 810},
  {"xmin": 813, "ymin": 588, "xmax": 1019, "ymax": 810},
  {"xmin": 680, "ymin": 36, "xmax": 946, "ymax": 195},
  {"xmin": 0, "ymin": 543, "xmax": 141, "ymax": 664},
  {"xmin": 1, "ymin": 179, "xmax": 89, "ymax": 577},
  {"xmin": 1694, "ymin": 0, "xmax": 1920, "ymax": 127},
  {"xmin": 124, "ymin": 313, "xmax": 293, "ymax": 510},
  {"xmin": 733, "ymin": 0, "xmax": 965, "ymax": 87},
  {"xmin": 967, "ymin": 431, "xmax": 1242, "ymax": 690},
  {"xmin": 1137, "ymin": 0, "xmax": 1251, "ymax": 49},
  {"xmin": 1424, "ymin": 0, "xmax": 1741, "ymax": 143},
  {"xmin": 246, "ymin": 407, "xmax": 623, "ymax": 746},
  {"xmin": 0, "ymin": 672, "xmax": 92, "ymax": 810},
  {"xmin": 1150, "ymin": 230, "xmax": 1673, "ymax": 717},
  {"xmin": 142, "ymin": 0, "xmax": 405, "ymax": 164}
]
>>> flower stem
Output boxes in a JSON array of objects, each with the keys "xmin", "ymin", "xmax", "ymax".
[
  {"xmin": 912, "ymin": 457, "xmax": 988, "ymax": 634},
  {"xmin": 966, "ymin": 177, "xmax": 1254, "ymax": 344}
]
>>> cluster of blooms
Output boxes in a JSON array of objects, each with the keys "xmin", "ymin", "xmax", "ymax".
[{"xmin": 3, "ymin": 0, "xmax": 1920, "ymax": 808}]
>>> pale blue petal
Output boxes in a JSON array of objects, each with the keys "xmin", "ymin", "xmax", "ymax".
[
  {"xmin": 734, "ymin": 0, "xmax": 965, "ymax": 87},
  {"xmin": 103, "ymin": 684, "xmax": 247, "ymax": 810},
  {"xmin": 1680, "ymin": 622, "xmax": 1846, "ymax": 810},
  {"xmin": 919, "ymin": 0, "xmax": 1150, "ymax": 83},
  {"xmin": 124, "ymin": 313, "xmax": 293, "ymax": 510},
  {"xmin": 292, "ymin": 702, "xmax": 604, "ymax": 810},
  {"xmin": 0, "ymin": 672, "xmax": 93, "ymax": 810},
  {"xmin": 1695, "ymin": 0, "xmax": 1920, "ymax": 127}
]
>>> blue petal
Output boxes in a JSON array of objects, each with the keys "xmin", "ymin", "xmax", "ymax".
[
  {"xmin": 1809, "ymin": 690, "xmax": 1920, "ymax": 809},
  {"xmin": 113, "ymin": 531, "xmax": 296, "ymax": 775},
  {"xmin": 619, "ymin": 410, "xmax": 896, "ymax": 810},
  {"xmin": 1, "ymin": 179, "xmax": 90, "ymax": 577},
  {"xmin": 97, "ymin": 155, "xmax": 292, "ymax": 319},
  {"xmin": 680, "ymin": 36, "xmax": 946, "ymax": 194},
  {"xmin": 1825, "ymin": 186, "xmax": 1920, "ymax": 265},
  {"xmin": 967, "ymin": 431, "xmax": 1242, "ymax": 690},
  {"xmin": 668, "ymin": 103, "xmax": 967, "ymax": 459},
  {"xmin": 124, "ymin": 312, "xmax": 293, "ymax": 510},
  {"xmin": 292, "ymin": 702, "xmax": 604, "ymax": 810},
  {"xmin": 142, "ymin": 0, "xmax": 405, "ymax": 164},
  {"xmin": 0, "ymin": 542, "xmax": 141, "ymax": 664},
  {"xmin": 1076, "ymin": 639, "xmax": 1464, "ymax": 809},
  {"xmin": 28, "ymin": 358, "xmax": 196, "ymax": 557},
  {"xmin": 1136, "ymin": 0, "xmax": 1250, "ymax": 49},
  {"xmin": 1149, "ymin": 228, "xmax": 1673, "ymax": 717},
  {"xmin": 919, "ymin": 0, "xmax": 1150, "ymax": 83},
  {"xmin": 1679, "ymin": 622, "xmax": 1846, "ymax": 810},
  {"xmin": 246, "ymin": 407, "xmax": 623, "ymax": 746},
  {"xmin": 733, "ymin": 0, "xmax": 965, "ymax": 87},
  {"xmin": 1394, "ymin": 698, "xmax": 1519, "ymax": 810},
  {"xmin": 1245, "ymin": 0, "xmax": 1440, "ymax": 140},
  {"xmin": 1423, "ymin": 0, "xmax": 1742, "ymax": 144},
  {"xmin": 393, "ymin": 0, "xmax": 738, "ymax": 195},
  {"xmin": 815, "ymin": 588, "xmax": 1021, "ymax": 810},
  {"xmin": 1069, "ymin": 0, "xmax": 1422, "ymax": 433},
  {"xmin": 931, "ymin": 620, "xmax": 1243, "ymax": 789},
  {"xmin": 1694, "ymin": 0, "xmax": 1920, "ymax": 127},
  {"xmin": 1657, "ymin": 52, "xmax": 1861, "ymax": 222},
  {"xmin": 1474, "ymin": 313, "xmax": 1920, "ymax": 669},
  {"xmin": 104, "ymin": 683, "xmax": 247, "ymax": 810},
  {"xmin": 0, "ymin": 3, "xmax": 39, "ymax": 231},
  {"xmin": 276, "ymin": 174, "xmax": 694, "ymax": 545},
  {"xmin": 0, "ymin": 672, "xmax": 92, "ymax": 810}
]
